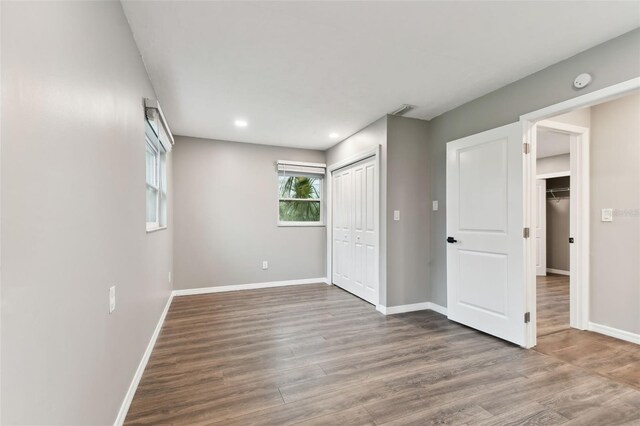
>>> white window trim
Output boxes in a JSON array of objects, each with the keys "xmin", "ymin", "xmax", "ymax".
[
  {"xmin": 277, "ymin": 161, "xmax": 326, "ymax": 227},
  {"xmin": 146, "ymin": 122, "xmax": 167, "ymax": 233}
]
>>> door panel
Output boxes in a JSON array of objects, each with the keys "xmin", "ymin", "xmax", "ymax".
[
  {"xmin": 458, "ymin": 250, "xmax": 508, "ymax": 316},
  {"xmin": 447, "ymin": 122, "xmax": 526, "ymax": 347},
  {"xmin": 332, "ymin": 173, "xmax": 341, "ymax": 285},
  {"xmin": 458, "ymin": 139, "xmax": 508, "ymax": 233}
]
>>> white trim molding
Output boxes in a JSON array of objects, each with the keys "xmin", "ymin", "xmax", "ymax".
[
  {"xmin": 426, "ymin": 302, "xmax": 448, "ymax": 316},
  {"xmin": 536, "ymin": 171, "xmax": 570, "ymax": 180},
  {"xmin": 546, "ymin": 268, "xmax": 570, "ymax": 276},
  {"xmin": 172, "ymin": 278, "xmax": 327, "ymax": 296},
  {"xmin": 588, "ymin": 322, "xmax": 640, "ymax": 345},
  {"xmin": 376, "ymin": 302, "xmax": 447, "ymax": 316},
  {"xmin": 114, "ymin": 292, "xmax": 174, "ymax": 426}
]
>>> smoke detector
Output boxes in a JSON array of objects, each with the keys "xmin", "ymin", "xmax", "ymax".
[{"xmin": 573, "ymin": 73, "xmax": 592, "ymax": 90}]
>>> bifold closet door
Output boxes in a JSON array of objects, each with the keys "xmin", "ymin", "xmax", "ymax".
[
  {"xmin": 332, "ymin": 167, "xmax": 353, "ymax": 293},
  {"xmin": 332, "ymin": 157, "xmax": 378, "ymax": 305}
]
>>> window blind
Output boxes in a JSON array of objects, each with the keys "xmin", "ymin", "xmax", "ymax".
[
  {"xmin": 145, "ymin": 98, "xmax": 174, "ymax": 153},
  {"xmin": 277, "ymin": 161, "xmax": 326, "ymax": 176}
]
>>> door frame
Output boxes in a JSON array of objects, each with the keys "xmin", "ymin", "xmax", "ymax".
[
  {"xmin": 535, "ymin": 178, "xmax": 547, "ymax": 277},
  {"xmin": 521, "ymin": 76, "xmax": 640, "ymax": 348},
  {"xmin": 326, "ymin": 146, "xmax": 381, "ymax": 305}
]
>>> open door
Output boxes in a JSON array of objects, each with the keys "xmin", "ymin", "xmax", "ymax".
[
  {"xmin": 536, "ymin": 179, "xmax": 547, "ymax": 276},
  {"xmin": 446, "ymin": 122, "xmax": 527, "ymax": 346}
]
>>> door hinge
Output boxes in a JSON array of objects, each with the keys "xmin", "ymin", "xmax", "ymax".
[
  {"xmin": 524, "ymin": 312, "xmax": 531, "ymax": 323},
  {"xmin": 523, "ymin": 227, "xmax": 530, "ymax": 238},
  {"xmin": 523, "ymin": 142, "xmax": 530, "ymax": 154}
]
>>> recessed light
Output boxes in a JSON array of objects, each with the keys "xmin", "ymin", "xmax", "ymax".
[
  {"xmin": 234, "ymin": 119, "xmax": 248, "ymax": 128},
  {"xmin": 329, "ymin": 133, "xmax": 339, "ymax": 139}
]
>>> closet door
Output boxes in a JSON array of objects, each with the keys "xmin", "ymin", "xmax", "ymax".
[
  {"xmin": 332, "ymin": 168, "xmax": 353, "ymax": 292},
  {"xmin": 351, "ymin": 159, "xmax": 378, "ymax": 304},
  {"xmin": 332, "ymin": 157, "xmax": 378, "ymax": 305}
]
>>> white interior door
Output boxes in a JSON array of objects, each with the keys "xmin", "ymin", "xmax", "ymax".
[
  {"xmin": 536, "ymin": 179, "xmax": 547, "ymax": 276},
  {"xmin": 446, "ymin": 122, "xmax": 527, "ymax": 346},
  {"xmin": 332, "ymin": 157, "xmax": 378, "ymax": 305}
]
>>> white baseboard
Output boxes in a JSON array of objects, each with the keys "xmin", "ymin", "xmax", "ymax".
[
  {"xmin": 546, "ymin": 268, "xmax": 570, "ymax": 276},
  {"xmin": 376, "ymin": 301, "xmax": 448, "ymax": 316},
  {"xmin": 588, "ymin": 322, "xmax": 640, "ymax": 345},
  {"xmin": 426, "ymin": 302, "xmax": 448, "ymax": 316},
  {"xmin": 172, "ymin": 277, "xmax": 328, "ymax": 297},
  {"xmin": 114, "ymin": 292, "xmax": 174, "ymax": 426}
]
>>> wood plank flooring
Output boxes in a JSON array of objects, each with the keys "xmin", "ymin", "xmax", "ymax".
[
  {"xmin": 536, "ymin": 274, "xmax": 640, "ymax": 392},
  {"xmin": 125, "ymin": 283, "xmax": 640, "ymax": 425},
  {"xmin": 536, "ymin": 274, "xmax": 570, "ymax": 337}
]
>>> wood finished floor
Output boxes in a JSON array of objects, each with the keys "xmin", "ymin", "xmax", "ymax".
[
  {"xmin": 125, "ymin": 283, "xmax": 640, "ymax": 425},
  {"xmin": 536, "ymin": 274, "xmax": 570, "ymax": 337},
  {"xmin": 536, "ymin": 274, "xmax": 640, "ymax": 392}
]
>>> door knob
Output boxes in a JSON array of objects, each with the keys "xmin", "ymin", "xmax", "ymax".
[{"xmin": 447, "ymin": 237, "xmax": 458, "ymax": 244}]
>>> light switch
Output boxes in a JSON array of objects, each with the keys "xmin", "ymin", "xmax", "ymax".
[
  {"xmin": 601, "ymin": 208, "xmax": 613, "ymax": 222},
  {"xmin": 393, "ymin": 210, "xmax": 400, "ymax": 221},
  {"xmin": 432, "ymin": 200, "xmax": 439, "ymax": 211}
]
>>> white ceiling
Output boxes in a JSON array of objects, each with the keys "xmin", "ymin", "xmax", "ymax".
[
  {"xmin": 122, "ymin": 1, "xmax": 640, "ymax": 150},
  {"xmin": 537, "ymin": 128, "xmax": 571, "ymax": 159}
]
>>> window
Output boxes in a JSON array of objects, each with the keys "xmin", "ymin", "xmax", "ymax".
[
  {"xmin": 144, "ymin": 99, "xmax": 173, "ymax": 232},
  {"xmin": 277, "ymin": 161, "xmax": 325, "ymax": 226},
  {"xmin": 145, "ymin": 121, "xmax": 168, "ymax": 231}
]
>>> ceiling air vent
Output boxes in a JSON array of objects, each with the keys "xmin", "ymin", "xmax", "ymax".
[{"xmin": 390, "ymin": 104, "xmax": 416, "ymax": 116}]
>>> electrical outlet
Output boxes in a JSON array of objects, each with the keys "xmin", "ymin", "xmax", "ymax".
[
  {"xmin": 109, "ymin": 286, "xmax": 116, "ymax": 314},
  {"xmin": 262, "ymin": 261, "xmax": 268, "ymax": 270},
  {"xmin": 432, "ymin": 200, "xmax": 439, "ymax": 211}
]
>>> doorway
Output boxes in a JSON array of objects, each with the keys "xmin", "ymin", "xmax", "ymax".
[
  {"xmin": 535, "ymin": 119, "xmax": 577, "ymax": 338},
  {"xmin": 524, "ymin": 80, "xmax": 640, "ymax": 349},
  {"xmin": 445, "ymin": 77, "xmax": 639, "ymax": 349}
]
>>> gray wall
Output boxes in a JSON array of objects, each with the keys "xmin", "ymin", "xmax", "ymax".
[
  {"xmin": 1, "ymin": 2, "xmax": 173, "ymax": 424},
  {"xmin": 386, "ymin": 116, "xmax": 430, "ymax": 306},
  {"xmin": 590, "ymin": 93, "xmax": 640, "ymax": 334},
  {"xmin": 173, "ymin": 136, "xmax": 326, "ymax": 290},
  {"xmin": 427, "ymin": 28, "xmax": 640, "ymax": 308},
  {"xmin": 327, "ymin": 117, "xmax": 388, "ymax": 305},
  {"xmin": 546, "ymin": 177, "xmax": 571, "ymax": 272},
  {"xmin": 326, "ymin": 115, "xmax": 430, "ymax": 308}
]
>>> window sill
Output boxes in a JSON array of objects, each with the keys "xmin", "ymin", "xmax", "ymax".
[
  {"xmin": 278, "ymin": 222, "xmax": 326, "ymax": 228},
  {"xmin": 146, "ymin": 225, "xmax": 167, "ymax": 233}
]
